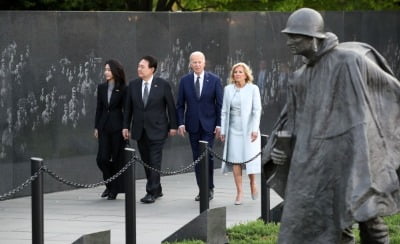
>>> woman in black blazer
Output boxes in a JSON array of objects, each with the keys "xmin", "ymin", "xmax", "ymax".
[{"xmin": 94, "ymin": 59, "xmax": 127, "ymax": 200}]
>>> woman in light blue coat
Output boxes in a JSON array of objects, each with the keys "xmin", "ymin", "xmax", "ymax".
[{"xmin": 220, "ymin": 62, "xmax": 262, "ymax": 205}]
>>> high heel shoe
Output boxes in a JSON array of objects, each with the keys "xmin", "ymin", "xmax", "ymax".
[
  {"xmin": 234, "ymin": 194, "xmax": 242, "ymax": 205},
  {"xmin": 101, "ymin": 188, "xmax": 110, "ymax": 198},
  {"xmin": 107, "ymin": 192, "xmax": 117, "ymax": 200},
  {"xmin": 251, "ymin": 185, "xmax": 258, "ymax": 200}
]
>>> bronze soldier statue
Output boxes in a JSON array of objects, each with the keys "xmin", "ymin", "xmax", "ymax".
[{"xmin": 263, "ymin": 8, "xmax": 400, "ymax": 244}]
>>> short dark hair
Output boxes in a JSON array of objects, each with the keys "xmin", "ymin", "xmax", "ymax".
[
  {"xmin": 140, "ymin": 55, "xmax": 158, "ymax": 72},
  {"xmin": 105, "ymin": 59, "xmax": 126, "ymax": 88}
]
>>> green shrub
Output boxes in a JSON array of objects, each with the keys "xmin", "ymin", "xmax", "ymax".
[
  {"xmin": 163, "ymin": 240, "xmax": 205, "ymax": 244},
  {"xmin": 227, "ymin": 220, "xmax": 279, "ymax": 244}
]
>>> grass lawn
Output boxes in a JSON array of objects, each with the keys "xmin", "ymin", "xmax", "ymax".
[{"xmin": 165, "ymin": 214, "xmax": 400, "ymax": 244}]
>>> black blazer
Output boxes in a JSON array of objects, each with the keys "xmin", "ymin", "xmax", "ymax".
[
  {"xmin": 95, "ymin": 82, "xmax": 126, "ymax": 132},
  {"xmin": 124, "ymin": 77, "xmax": 177, "ymax": 141}
]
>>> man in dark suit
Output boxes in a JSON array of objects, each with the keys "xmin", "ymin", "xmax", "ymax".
[
  {"xmin": 176, "ymin": 51, "xmax": 223, "ymax": 201},
  {"xmin": 123, "ymin": 55, "xmax": 177, "ymax": 204}
]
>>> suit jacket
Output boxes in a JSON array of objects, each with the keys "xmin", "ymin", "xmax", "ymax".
[
  {"xmin": 176, "ymin": 71, "xmax": 223, "ymax": 133},
  {"xmin": 124, "ymin": 77, "xmax": 177, "ymax": 141},
  {"xmin": 95, "ymin": 82, "xmax": 126, "ymax": 132}
]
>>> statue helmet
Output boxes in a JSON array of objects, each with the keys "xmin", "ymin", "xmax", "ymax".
[{"xmin": 282, "ymin": 8, "xmax": 326, "ymax": 39}]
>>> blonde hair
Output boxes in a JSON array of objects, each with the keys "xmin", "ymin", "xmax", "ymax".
[{"xmin": 228, "ymin": 62, "xmax": 254, "ymax": 84}]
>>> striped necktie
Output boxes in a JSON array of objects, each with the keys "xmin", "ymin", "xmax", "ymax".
[{"xmin": 143, "ymin": 83, "xmax": 149, "ymax": 105}]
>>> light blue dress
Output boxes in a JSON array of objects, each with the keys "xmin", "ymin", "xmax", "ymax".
[{"xmin": 227, "ymin": 89, "xmax": 245, "ymax": 163}]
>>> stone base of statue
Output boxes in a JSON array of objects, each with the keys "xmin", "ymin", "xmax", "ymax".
[
  {"xmin": 162, "ymin": 207, "xmax": 227, "ymax": 244},
  {"xmin": 271, "ymin": 202, "xmax": 284, "ymax": 223},
  {"xmin": 72, "ymin": 230, "xmax": 110, "ymax": 244}
]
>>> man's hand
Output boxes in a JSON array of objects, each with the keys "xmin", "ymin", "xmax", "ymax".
[
  {"xmin": 178, "ymin": 125, "xmax": 186, "ymax": 137},
  {"xmin": 94, "ymin": 129, "xmax": 98, "ymax": 139},
  {"xmin": 169, "ymin": 129, "xmax": 177, "ymax": 136},
  {"xmin": 214, "ymin": 127, "xmax": 221, "ymax": 139},
  {"xmin": 122, "ymin": 129, "xmax": 130, "ymax": 140},
  {"xmin": 271, "ymin": 148, "xmax": 287, "ymax": 165},
  {"xmin": 219, "ymin": 134, "xmax": 225, "ymax": 142}
]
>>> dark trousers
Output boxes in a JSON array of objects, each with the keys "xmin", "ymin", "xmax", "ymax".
[
  {"xmin": 137, "ymin": 130, "xmax": 165, "ymax": 196},
  {"xmin": 189, "ymin": 124, "xmax": 215, "ymax": 190},
  {"xmin": 97, "ymin": 130, "xmax": 125, "ymax": 194}
]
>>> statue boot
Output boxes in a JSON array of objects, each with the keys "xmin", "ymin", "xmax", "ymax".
[{"xmin": 359, "ymin": 217, "xmax": 389, "ymax": 244}]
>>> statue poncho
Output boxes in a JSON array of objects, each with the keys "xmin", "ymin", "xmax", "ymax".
[{"xmin": 263, "ymin": 32, "xmax": 400, "ymax": 243}]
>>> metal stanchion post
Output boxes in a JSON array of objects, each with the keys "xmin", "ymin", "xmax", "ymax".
[
  {"xmin": 124, "ymin": 147, "xmax": 136, "ymax": 244},
  {"xmin": 260, "ymin": 135, "xmax": 270, "ymax": 223},
  {"xmin": 199, "ymin": 140, "xmax": 209, "ymax": 213},
  {"xmin": 31, "ymin": 157, "xmax": 44, "ymax": 244}
]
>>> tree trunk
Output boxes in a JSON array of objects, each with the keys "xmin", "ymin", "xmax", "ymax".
[
  {"xmin": 125, "ymin": 0, "xmax": 153, "ymax": 11},
  {"xmin": 155, "ymin": 0, "xmax": 176, "ymax": 11}
]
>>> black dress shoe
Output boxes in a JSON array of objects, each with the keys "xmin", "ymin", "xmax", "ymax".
[
  {"xmin": 154, "ymin": 192, "xmax": 163, "ymax": 199},
  {"xmin": 140, "ymin": 194, "xmax": 155, "ymax": 204},
  {"xmin": 107, "ymin": 192, "xmax": 117, "ymax": 200},
  {"xmin": 194, "ymin": 189, "xmax": 214, "ymax": 201},
  {"xmin": 101, "ymin": 188, "xmax": 110, "ymax": 198},
  {"xmin": 209, "ymin": 189, "xmax": 214, "ymax": 200}
]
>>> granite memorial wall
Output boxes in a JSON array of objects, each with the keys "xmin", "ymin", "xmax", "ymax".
[{"xmin": 0, "ymin": 11, "xmax": 399, "ymax": 197}]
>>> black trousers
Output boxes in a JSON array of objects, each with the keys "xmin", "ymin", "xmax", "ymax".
[
  {"xmin": 137, "ymin": 130, "xmax": 165, "ymax": 196},
  {"xmin": 188, "ymin": 124, "xmax": 215, "ymax": 190},
  {"xmin": 97, "ymin": 129, "xmax": 125, "ymax": 194}
]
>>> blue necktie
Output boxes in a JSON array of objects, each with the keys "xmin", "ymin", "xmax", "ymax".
[{"xmin": 195, "ymin": 76, "xmax": 200, "ymax": 98}]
